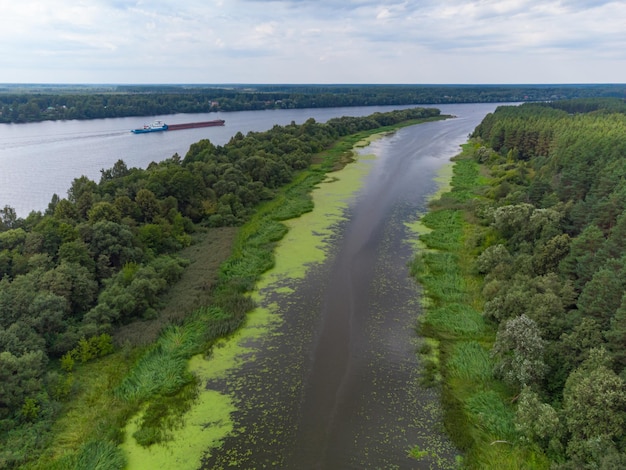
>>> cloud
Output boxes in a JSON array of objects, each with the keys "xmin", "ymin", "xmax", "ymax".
[{"xmin": 0, "ymin": 0, "xmax": 624, "ymax": 83}]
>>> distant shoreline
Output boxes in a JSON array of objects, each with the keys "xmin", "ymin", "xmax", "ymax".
[{"xmin": 1, "ymin": 83, "xmax": 624, "ymax": 124}]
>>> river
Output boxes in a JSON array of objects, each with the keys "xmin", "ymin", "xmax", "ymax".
[
  {"xmin": 2, "ymin": 103, "xmax": 501, "ymax": 468},
  {"xmin": 193, "ymin": 103, "xmax": 501, "ymax": 469},
  {"xmin": 0, "ymin": 105, "xmax": 410, "ymax": 217},
  {"xmin": 0, "ymin": 104, "xmax": 499, "ymax": 218}
]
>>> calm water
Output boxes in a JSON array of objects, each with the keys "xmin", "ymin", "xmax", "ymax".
[
  {"xmin": 0, "ymin": 104, "xmax": 499, "ymax": 217},
  {"xmin": 200, "ymin": 103, "xmax": 501, "ymax": 468},
  {"xmin": 0, "ymin": 105, "xmax": 414, "ymax": 217}
]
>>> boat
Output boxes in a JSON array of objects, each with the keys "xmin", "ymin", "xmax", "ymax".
[
  {"xmin": 131, "ymin": 119, "xmax": 224, "ymax": 134},
  {"xmin": 167, "ymin": 119, "xmax": 225, "ymax": 131},
  {"xmin": 131, "ymin": 120, "xmax": 168, "ymax": 134}
]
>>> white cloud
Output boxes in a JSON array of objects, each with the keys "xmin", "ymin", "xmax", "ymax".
[{"xmin": 0, "ymin": 0, "xmax": 623, "ymax": 83}]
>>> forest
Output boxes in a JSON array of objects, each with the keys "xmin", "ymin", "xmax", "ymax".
[
  {"xmin": 414, "ymin": 97, "xmax": 626, "ymax": 468},
  {"xmin": 0, "ymin": 106, "xmax": 441, "ymax": 468},
  {"xmin": 1, "ymin": 83, "xmax": 625, "ymax": 123},
  {"xmin": 4, "ymin": 95, "xmax": 626, "ymax": 468}
]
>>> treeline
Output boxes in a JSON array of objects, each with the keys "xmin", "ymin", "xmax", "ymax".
[
  {"xmin": 455, "ymin": 98, "xmax": 626, "ymax": 467},
  {"xmin": 1, "ymin": 83, "xmax": 625, "ymax": 123},
  {"xmin": 0, "ymin": 106, "xmax": 440, "ymax": 467}
]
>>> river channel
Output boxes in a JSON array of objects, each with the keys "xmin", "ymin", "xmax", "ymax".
[
  {"xmin": 2, "ymin": 103, "xmax": 501, "ymax": 468},
  {"xmin": 191, "ymin": 105, "xmax": 499, "ymax": 469}
]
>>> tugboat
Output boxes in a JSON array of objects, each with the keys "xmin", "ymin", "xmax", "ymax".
[{"xmin": 130, "ymin": 120, "xmax": 168, "ymax": 134}]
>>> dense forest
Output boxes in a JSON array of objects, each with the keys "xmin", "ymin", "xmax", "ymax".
[
  {"xmin": 0, "ymin": 106, "xmax": 441, "ymax": 468},
  {"xmin": 415, "ymin": 97, "xmax": 626, "ymax": 468},
  {"xmin": 1, "ymin": 83, "xmax": 625, "ymax": 123}
]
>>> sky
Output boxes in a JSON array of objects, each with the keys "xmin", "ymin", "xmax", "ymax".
[{"xmin": 0, "ymin": 0, "xmax": 624, "ymax": 84}]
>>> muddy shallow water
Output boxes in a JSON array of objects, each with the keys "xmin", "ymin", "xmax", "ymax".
[{"xmin": 197, "ymin": 104, "xmax": 501, "ymax": 469}]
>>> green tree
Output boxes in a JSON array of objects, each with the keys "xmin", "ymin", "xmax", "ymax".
[
  {"xmin": 492, "ymin": 314, "xmax": 547, "ymax": 388},
  {"xmin": 559, "ymin": 224, "xmax": 605, "ymax": 290},
  {"xmin": 135, "ymin": 188, "xmax": 160, "ymax": 223},
  {"xmin": 85, "ymin": 221, "xmax": 138, "ymax": 272},
  {"xmin": 67, "ymin": 176, "xmax": 98, "ymax": 219},
  {"xmin": 0, "ymin": 350, "xmax": 46, "ymax": 419},
  {"xmin": 41, "ymin": 262, "xmax": 98, "ymax": 317},
  {"xmin": 576, "ymin": 262, "xmax": 626, "ymax": 330},
  {"xmin": 0, "ymin": 205, "xmax": 19, "ymax": 231},
  {"xmin": 605, "ymin": 293, "xmax": 626, "ymax": 372},
  {"xmin": 563, "ymin": 350, "xmax": 626, "ymax": 463},
  {"xmin": 87, "ymin": 201, "xmax": 121, "ymax": 224},
  {"xmin": 515, "ymin": 386, "xmax": 562, "ymax": 455}
]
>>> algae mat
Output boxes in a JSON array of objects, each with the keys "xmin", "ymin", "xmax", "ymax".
[{"xmin": 120, "ymin": 138, "xmax": 377, "ymax": 469}]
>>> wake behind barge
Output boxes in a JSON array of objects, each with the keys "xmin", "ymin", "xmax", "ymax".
[{"xmin": 131, "ymin": 119, "xmax": 225, "ymax": 134}]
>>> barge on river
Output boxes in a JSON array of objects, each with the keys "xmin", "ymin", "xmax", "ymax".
[{"xmin": 131, "ymin": 119, "xmax": 225, "ymax": 134}]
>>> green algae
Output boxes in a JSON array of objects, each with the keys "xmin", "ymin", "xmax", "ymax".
[
  {"xmin": 258, "ymin": 147, "xmax": 377, "ymax": 290},
  {"xmin": 119, "ymin": 135, "xmax": 382, "ymax": 469},
  {"xmin": 119, "ymin": 305, "xmax": 279, "ymax": 469},
  {"xmin": 121, "ymin": 384, "xmax": 235, "ymax": 469},
  {"xmin": 405, "ymin": 162, "xmax": 454, "ymax": 251}
]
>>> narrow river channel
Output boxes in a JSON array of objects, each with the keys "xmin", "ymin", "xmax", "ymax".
[{"xmin": 194, "ymin": 106, "xmax": 499, "ymax": 469}]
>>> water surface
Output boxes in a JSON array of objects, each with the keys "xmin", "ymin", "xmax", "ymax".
[{"xmin": 199, "ymin": 103, "xmax": 499, "ymax": 469}]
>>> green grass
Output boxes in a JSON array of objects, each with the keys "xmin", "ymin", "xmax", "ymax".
[
  {"xmin": 424, "ymin": 304, "xmax": 486, "ymax": 337},
  {"xmin": 447, "ymin": 341, "xmax": 493, "ymax": 382},
  {"xmin": 410, "ymin": 149, "xmax": 547, "ymax": 469},
  {"xmin": 465, "ymin": 390, "xmax": 516, "ymax": 441}
]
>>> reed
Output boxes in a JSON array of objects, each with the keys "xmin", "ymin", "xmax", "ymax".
[
  {"xmin": 447, "ymin": 341, "xmax": 493, "ymax": 382},
  {"xmin": 424, "ymin": 304, "xmax": 486, "ymax": 337},
  {"xmin": 410, "ymin": 150, "xmax": 532, "ymax": 468},
  {"xmin": 465, "ymin": 390, "xmax": 516, "ymax": 441}
]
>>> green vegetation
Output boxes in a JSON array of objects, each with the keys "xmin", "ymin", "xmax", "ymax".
[
  {"xmin": 0, "ymin": 107, "xmax": 442, "ymax": 468},
  {"xmin": 414, "ymin": 97, "xmax": 626, "ymax": 468},
  {"xmin": 1, "ymin": 83, "xmax": 626, "ymax": 123}
]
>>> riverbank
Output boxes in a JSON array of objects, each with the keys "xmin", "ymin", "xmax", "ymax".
[
  {"xmin": 23, "ymin": 114, "xmax": 447, "ymax": 470},
  {"xmin": 409, "ymin": 143, "xmax": 550, "ymax": 468},
  {"xmin": 122, "ymin": 116, "xmax": 453, "ymax": 469}
]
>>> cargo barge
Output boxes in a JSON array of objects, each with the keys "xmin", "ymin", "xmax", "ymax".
[{"xmin": 131, "ymin": 119, "xmax": 225, "ymax": 134}]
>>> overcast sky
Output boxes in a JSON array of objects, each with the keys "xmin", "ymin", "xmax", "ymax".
[{"xmin": 1, "ymin": 0, "xmax": 624, "ymax": 84}]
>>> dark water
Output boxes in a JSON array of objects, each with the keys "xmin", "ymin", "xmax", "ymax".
[{"xmin": 200, "ymin": 104, "xmax": 502, "ymax": 469}]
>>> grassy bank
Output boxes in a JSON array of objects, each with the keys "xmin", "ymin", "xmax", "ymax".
[
  {"xmin": 26, "ymin": 117, "xmax": 443, "ymax": 470},
  {"xmin": 410, "ymin": 145, "xmax": 549, "ymax": 468}
]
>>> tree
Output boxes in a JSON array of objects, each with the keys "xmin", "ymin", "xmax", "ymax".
[
  {"xmin": 135, "ymin": 189, "xmax": 160, "ymax": 223},
  {"xmin": 532, "ymin": 233, "xmax": 570, "ymax": 275},
  {"xmin": 476, "ymin": 244, "xmax": 512, "ymax": 275},
  {"xmin": 491, "ymin": 203, "xmax": 534, "ymax": 242},
  {"xmin": 0, "ymin": 321, "xmax": 46, "ymax": 356},
  {"xmin": 85, "ymin": 221, "xmax": 138, "ymax": 272},
  {"xmin": 563, "ymin": 350, "xmax": 626, "ymax": 463},
  {"xmin": 25, "ymin": 292, "xmax": 68, "ymax": 343},
  {"xmin": 41, "ymin": 262, "xmax": 98, "ymax": 317},
  {"xmin": 559, "ymin": 224, "xmax": 605, "ymax": 290},
  {"xmin": 515, "ymin": 387, "xmax": 562, "ymax": 454},
  {"xmin": 492, "ymin": 314, "xmax": 547, "ymax": 388},
  {"xmin": 576, "ymin": 262, "xmax": 626, "ymax": 331},
  {"xmin": 57, "ymin": 240, "xmax": 96, "ymax": 272},
  {"xmin": 87, "ymin": 201, "xmax": 121, "ymax": 224},
  {"xmin": 605, "ymin": 292, "xmax": 626, "ymax": 372},
  {"xmin": 53, "ymin": 199, "xmax": 79, "ymax": 222},
  {"xmin": 100, "ymin": 159, "xmax": 129, "ymax": 182},
  {"xmin": 0, "ymin": 350, "xmax": 46, "ymax": 419},
  {"xmin": 0, "ymin": 205, "xmax": 19, "ymax": 231}
]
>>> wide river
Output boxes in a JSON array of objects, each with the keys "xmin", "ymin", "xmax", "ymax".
[
  {"xmin": 0, "ymin": 104, "xmax": 500, "ymax": 217},
  {"xmin": 2, "ymin": 103, "xmax": 502, "ymax": 468}
]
